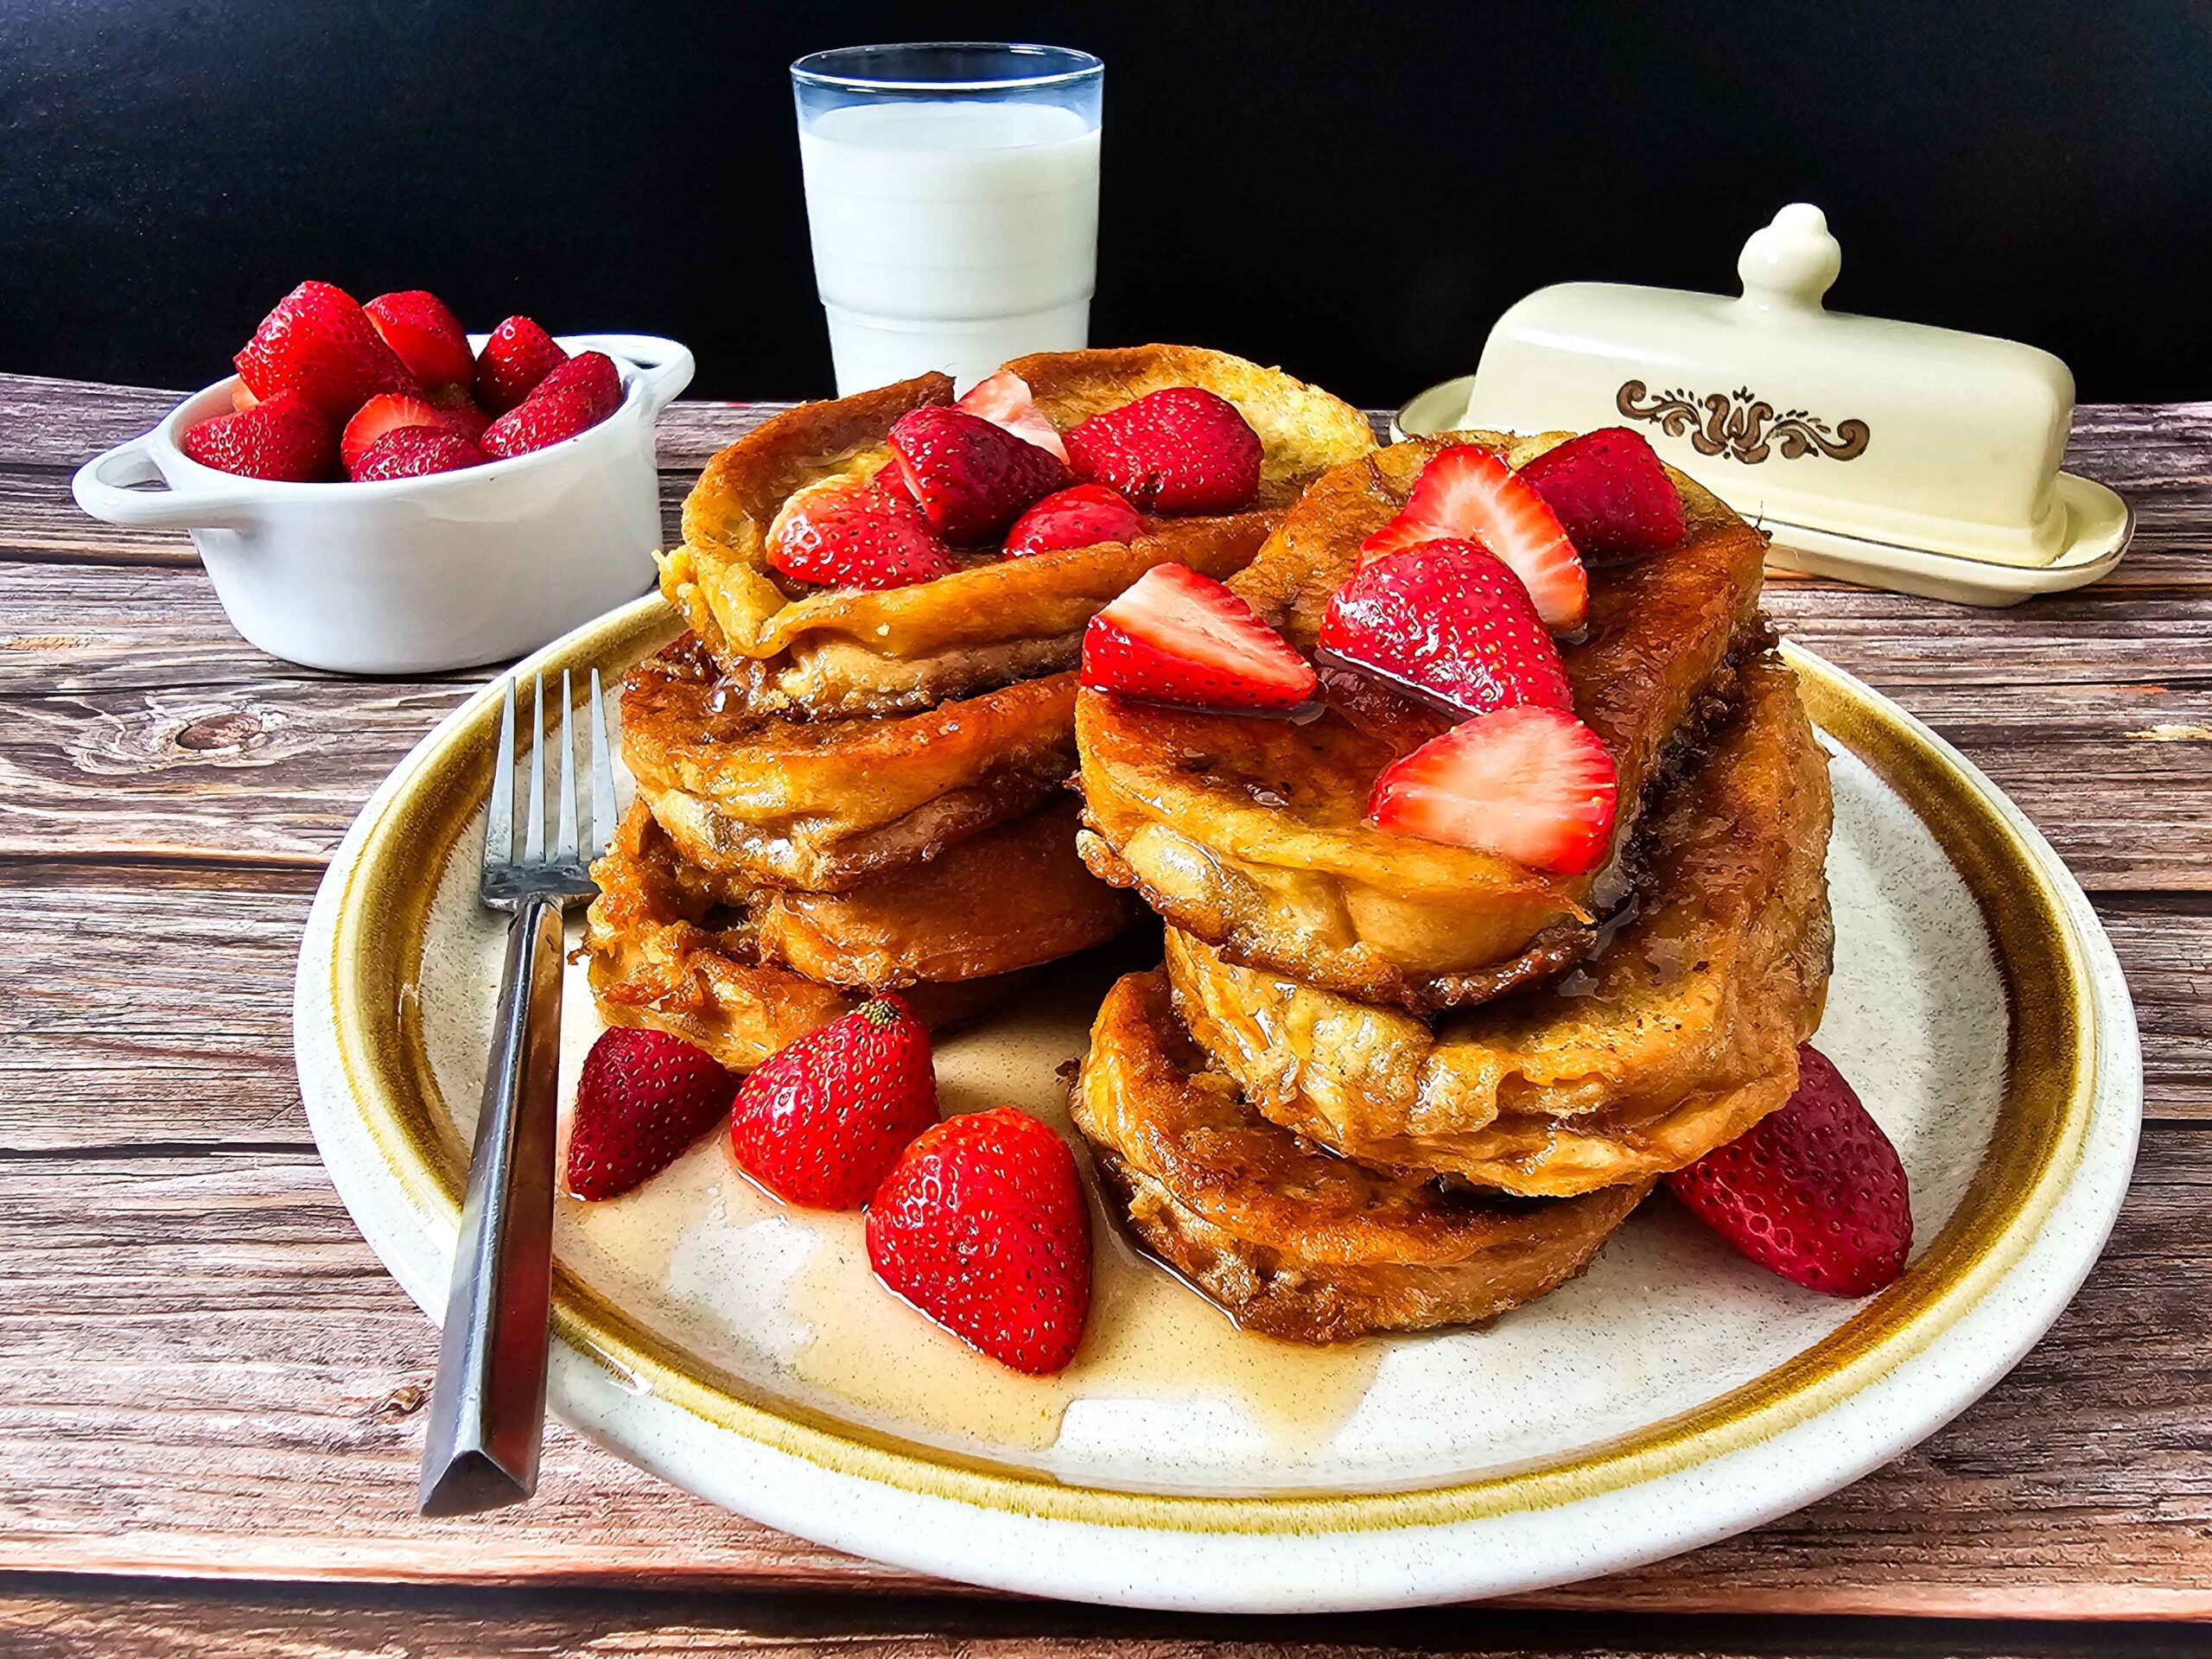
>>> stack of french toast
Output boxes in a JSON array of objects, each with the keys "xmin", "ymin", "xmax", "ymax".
[
  {"xmin": 1070, "ymin": 429, "xmax": 1838, "ymax": 1342},
  {"xmin": 583, "ymin": 346, "xmax": 1376, "ymax": 1073},
  {"xmin": 582, "ymin": 342, "xmax": 1843, "ymax": 1352}
]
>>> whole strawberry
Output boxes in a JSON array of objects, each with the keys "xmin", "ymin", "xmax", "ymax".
[
  {"xmin": 1065, "ymin": 386, "xmax": 1262, "ymax": 515},
  {"xmin": 364, "ymin": 289, "xmax": 477, "ymax": 389},
  {"xmin": 474, "ymin": 315, "xmax": 569, "ymax": 415},
  {"xmin": 1518, "ymin": 427, "xmax": 1688, "ymax": 562},
  {"xmin": 1004, "ymin": 482, "xmax": 1147, "ymax": 556},
  {"xmin": 728, "ymin": 995, "xmax": 938, "ymax": 1209},
  {"xmin": 340, "ymin": 391, "xmax": 474, "ymax": 474},
  {"xmin": 766, "ymin": 476, "xmax": 959, "ymax": 589},
  {"xmin": 1319, "ymin": 538, "xmax": 1573, "ymax": 719},
  {"xmin": 867, "ymin": 1107, "xmax": 1091, "ymax": 1375},
  {"xmin": 351, "ymin": 426, "xmax": 488, "ymax": 481},
  {"xmin": 1665, "ymin": 1044, "xmax": 1912, "ymax": 1297},
  {"xmin": 568, "ymin": 1027, "xmax": 739, "ymax": 1201},
  {"xmin": 180, "ymin": 391, "xmax": 336, "ymax": 481},
  {"xmin": 232, "ymin": 280, "xmax": 417, "ymax": 419},
  {"xmin": 887, "ymin": 404, "xmax": 1071, "ymax": 543},
  {"xmin": 480, "ymin": 351, "xmax": 624, "ymax": 458}
]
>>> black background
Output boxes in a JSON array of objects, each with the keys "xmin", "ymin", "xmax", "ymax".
[{"xmin": 5, "ymin": 0, "xmax": 2209, "ymax": 408}]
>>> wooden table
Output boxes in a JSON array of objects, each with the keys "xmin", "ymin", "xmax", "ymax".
[{"xmin": 3, "ymin": 376, "xmax": 2208, "ymax": 1659}]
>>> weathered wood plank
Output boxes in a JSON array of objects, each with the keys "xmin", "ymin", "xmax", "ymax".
[
  {"xmin": 0, "ymin": 1132, "xmax": 2201, "ymax": 1614},
  {"xmin": 1, "ymin": 1583, "xmax": 2203, "ymax": 1659},
  {"xmin": 0, "ymin": 680, "xmax": 472, "ymax": 865}
]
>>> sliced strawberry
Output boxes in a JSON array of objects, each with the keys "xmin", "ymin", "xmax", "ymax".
[
  {"xmin": 1004, "ymin": 482, "xmax": 1147, "ymax": 557},
  {"xmin": 1064, "ymin": 386, "xmax": 1262, "ymax": 514},
  {"xmin": 887, "ymin": 404, "xmax": 1070, "ymax": 543},
  {"xmin": 766, "ymin": 476, "xmax": 961, "ymax": 589},
  {"xmin": 479, "ymin": 353, "xmax": 623, "ymax": 458},
  {"xmin": 340, "ymin": 391, "xmax": 461, "ymax": 474},
  {"xmin": 1319, "ymin": 539, "xmax": 1573, "ymax": 719},
  {"xmin": 728, "ymin": 995, "xmax": 938, "ymax": 1210},
  {"xmin": 1368, "ymin": 705, "xmax": 1617, "ymax": 873},
  {"xmin": 1081, "ymin": 563, "xmax": 1316, "ymax": 711},
  {"xmin": 179, "ymin": 391, "xmax": 336, "ymax": 482},
  {"xmin": 363, "ymin": 289, "xmax": 477, "ymax": 389},
  {"xmin": 957, "ymin": 368, "xmax": 1070, "ymax": 462},
  {"xmin": 568, "ymin": 1027, "xmax": 739, "ymax": 1201},
  {"xmin": 350, "ymin": 426, "xmax": 488, "ymax": 481},
  {"xmin": 1666, "ymin": 1045, "xmax": 1912, "ymax": 1297},
  {"xmin": 524, "ymin": 350, "xmax": 624, "ymax": 421},
  {"xmin": 423, "ymin": 380, "xmax": 491, "ymax": 442},
  {"xmin": 866, "ymin": 1107, "xmax": 1091, "ymax": 1375},
  {"xmin": 1360, "ymin": 445, "xmax": 1589, "ymax": 631},
  {"xmin": 1518, "ymin": 427, "xmax": 1688, "ymax": 562},
  {"xmin": 232, "ymin": 280, "xmax": 417, "ymax": 419},
  {"xmin": 872, "ymin": 460, "xmax": 913, "ymax": 501},
  {"xmin": 474, "ymin": 315, "xmax": 568, "ymax": 414}
]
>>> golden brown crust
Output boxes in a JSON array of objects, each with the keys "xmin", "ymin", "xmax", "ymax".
[
  {"xmin": 620, "ymin": 636, "xmax": 1079, "ymax": 890},
  {"xmin": 583, "ymin": 800, "xmax": 1026, "ymax": 1072},
  {"xmin": 664, "ymin": 347, "xmax": 1376, "ymax": 718},
  {"xmin": 1164, "ymin": 661, "xmax": 1835, "ymax": 1197},
  {"xmin": 1073, "ymin": 432, "xmax": 1773, "ymax": 1011},
  {"xmin": 1072, "ymin": 971, "xmax": 1651, "ymax": 1343}
]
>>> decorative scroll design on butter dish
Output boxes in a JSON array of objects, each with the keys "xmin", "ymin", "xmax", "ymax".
[{"xmin": 1616, "ymin": 381, "xmax": 1871, "ymax": 464}]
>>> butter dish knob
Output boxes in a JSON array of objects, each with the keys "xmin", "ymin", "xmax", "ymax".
[{"xmin": 1737, "ymin": 202, "xmax": 1842, "ymax": 315}]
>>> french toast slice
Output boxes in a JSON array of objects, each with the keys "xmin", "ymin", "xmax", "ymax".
[
  {"xmin": 1075, "ymin": 433, "xmax": 1771, "ymax": 1013},
  {"xmin": 663, "ymin": 346, "xmax": 1376, "ymax": 719},
  {"xmin": 621, "ymin": 633, "xmax": 1078, "ymax": 891},
  {"xmin": 586, "ymin": 799, "xmax": 1130, "ymax": 1072},
  {"xmin": 1164, "ymin": 659, "xmax": 1834, "ymax": 1197},
  {"xmin": 1073, "ymin": 970, "xmax": 1652, "ymax": 1344}
]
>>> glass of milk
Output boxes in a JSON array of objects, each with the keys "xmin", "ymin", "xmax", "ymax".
[{"xmin": 791, "ymin": 42, "xmax": 1103, "ymax": 394}]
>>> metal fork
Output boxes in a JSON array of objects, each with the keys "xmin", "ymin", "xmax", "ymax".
[{"xmin": 418, "ymin": 670, "xmax": 614, "ymax": 1516}]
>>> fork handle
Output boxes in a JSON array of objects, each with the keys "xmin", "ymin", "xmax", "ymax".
[{"xmin": 418, "ymin": 894, "xmax": 565, "ymax": 1516}]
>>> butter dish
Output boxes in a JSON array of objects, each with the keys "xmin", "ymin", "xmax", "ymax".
[{"xmin": 1402, "ymin": 205, "xmax": 2133, "ymax": 607}]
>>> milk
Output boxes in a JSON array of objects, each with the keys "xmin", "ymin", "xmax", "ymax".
[{"xmin": 798, "ymin": 99, "xmax": 1100, "ymax": 393}]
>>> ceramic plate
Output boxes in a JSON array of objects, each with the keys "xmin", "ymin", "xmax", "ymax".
[{"xmin": 295, "ymin": 594, "xmax": 2140, "ymax": 1612}]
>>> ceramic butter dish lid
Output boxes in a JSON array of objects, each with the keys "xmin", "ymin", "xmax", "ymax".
[{"xmin": 1424, "ymin": 205, "xmax": 2132, "ymax": 606}]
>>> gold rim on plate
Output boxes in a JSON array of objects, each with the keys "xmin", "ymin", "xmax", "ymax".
[{"xmin": 326, "ymin": 600, "xmax": 2094, "ymax": 1535}]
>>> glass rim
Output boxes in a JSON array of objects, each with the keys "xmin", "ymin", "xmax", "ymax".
[{"xmin": 791, "ymin": 41, "xmax": 1102, "ymax": 94}]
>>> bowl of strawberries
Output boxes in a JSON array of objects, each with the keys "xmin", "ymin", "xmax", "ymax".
[{"xmin": 72, "ymin": 281, "xmax": 693, "ymax": 674}]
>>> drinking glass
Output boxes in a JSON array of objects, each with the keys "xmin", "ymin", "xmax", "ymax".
[{"xmin": 791, "ymin": 42, "xmax": 1103, "ymax": 394}]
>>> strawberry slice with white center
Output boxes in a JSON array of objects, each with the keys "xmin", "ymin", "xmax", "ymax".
[
  {"xmin": 767, "ymin": 476, "xmax": 961, "ymax": 590},
  {"xmin": 1081, "ymin": 563, "xmax": 1316, "ymax": 712},
  {"xmin": 1360, "ymin": 445, "xmax": 1589, "ymax": 632},
  {"xmin": 957, "ymin": 368, "xmax": 1070, "ymax": 462},
  {"xmin": 1368, "ymin": 704, "xmax": 1618, "ymax": 873},
  {"xmin": 1319, "ymin": 538, "xmax": 1573, "ymax": 719}
]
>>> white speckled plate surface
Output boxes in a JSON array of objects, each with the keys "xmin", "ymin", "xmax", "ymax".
[{"xmin": 294, "ymin": 594, "xmax": 2139, "ymax": 1611}]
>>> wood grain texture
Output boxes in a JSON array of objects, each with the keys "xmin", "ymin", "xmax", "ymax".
[
  {"xmin": 3, "ymin": 375, "xmax": 2210, "ymax": 1648},
  {"xmin": 2, "ymin": 1583, "xmax": 2208, "ymax": 1659}
]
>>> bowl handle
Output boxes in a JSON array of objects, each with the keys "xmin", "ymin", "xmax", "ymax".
[
  {"xmin": 570, "ymin": 334, "xmax": 696, "ymax": 415},
  {"xmin": 72, "ymin": 435, "xmax": 260, "ymax": 530}
]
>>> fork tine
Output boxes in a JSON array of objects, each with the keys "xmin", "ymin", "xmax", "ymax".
[
  {"xmin": 588, "ymin": 668, "xmax": 615, "ymax": 858},
  {"xmin": 524, "ymin": 674, "xmax": 546, "ymax": 864},
  {"xmin": 554, "ymin": 669, "xmax": 580, "ymax": 864},
  {"xmin": 482, "ymin": 677, "xmax": 517, "ymax": 876}
]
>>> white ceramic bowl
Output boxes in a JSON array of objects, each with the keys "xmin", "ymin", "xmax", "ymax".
[{"xmin": 71, "ymin": 333, "xmax": 695, "ymax": 674}]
